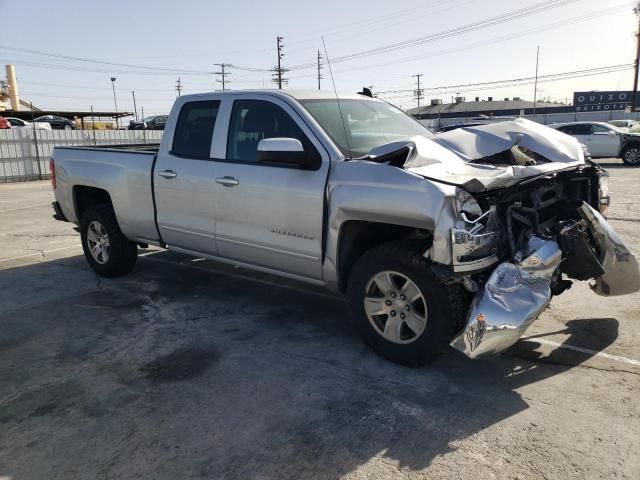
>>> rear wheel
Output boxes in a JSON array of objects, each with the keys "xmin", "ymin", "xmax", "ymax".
[
  {"xmin": 64, "ymin": 124, "xmax": 73, "ymax": 131},
  {"xmin": 80, "ymin": 204, "xmax": 137, "ymax": 277},
  {"xmin": 346, "ymin": 241, "xmax": 467, "ymax": 366},
  {"xmin": 621, "ymin": 143, "xmax": 640, "ymax": 166}
]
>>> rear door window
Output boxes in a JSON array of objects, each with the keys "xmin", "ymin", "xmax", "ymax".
[{"xmin": 172, "ymin": 100, "xmax": 220, "ymax": 158}]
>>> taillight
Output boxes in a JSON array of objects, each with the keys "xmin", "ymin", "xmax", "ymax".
[{"xmin": 49, "ymin": 158, "xmax": 56, "ymax": 189}]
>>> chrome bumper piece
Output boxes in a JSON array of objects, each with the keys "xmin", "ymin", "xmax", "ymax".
[
  {"xmin": 451, "ymin": 202, "xmax": 640, "ymax": 359},
  {"xmin": 578, "ymin": 203, "xmax": 640, "ymax": 296},
  {"xmin": 451, "ymin": 237, "xmax": 561, "ymax": 359}
]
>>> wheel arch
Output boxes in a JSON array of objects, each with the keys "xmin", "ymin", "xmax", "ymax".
[
  {"xmin": 73, "ymin": 185, "xmax": 113, "ymax": 221},
  {"xmin": 335, "ymin": 220, "xmax": 433, "ymax": 292}
]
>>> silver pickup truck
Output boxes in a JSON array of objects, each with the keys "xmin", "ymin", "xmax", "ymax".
[{"xmin": 51, "ymin": 90, "xmax": 640, "ymax": 366}]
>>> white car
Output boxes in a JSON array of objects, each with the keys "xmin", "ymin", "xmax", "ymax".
[
  {"xmin": 5, "ymin": 117, "xmax": 52, "ymax": 130},
  {"xmin": 550, "ymin": 121, "xmax": 640, "ymax": 165}
]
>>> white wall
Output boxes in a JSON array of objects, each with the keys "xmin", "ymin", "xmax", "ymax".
[{"xmin": 0, "ymin": 129, "xmax": 163, "ymax": 182}]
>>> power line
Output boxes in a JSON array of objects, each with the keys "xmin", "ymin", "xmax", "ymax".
[
  {"xmin": 284, "ymin": 0, "xmax": 479, "ymax": 53},
  {"xmin": 0, "ymin": 45, "xmax": 214, "ymax": 75},
  {"xmin": 377, "ymin": 64, "xmax": 633, "ymax": 101},
  {"xmin": 287, "ymin": 0, "xmax": 585, "ymax": 71},
  {"xmin": 280, "ymin": 4, "xmax": 633, "ymax": 80}
]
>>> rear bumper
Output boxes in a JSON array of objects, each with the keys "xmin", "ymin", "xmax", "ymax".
[{"xmin": 52, "ymin": 201, "xmax": 68, "ymax": 222}]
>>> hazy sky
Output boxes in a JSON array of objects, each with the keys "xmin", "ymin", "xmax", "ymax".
[{"xmin": 0, "ymin": 0, "xmax": 636, "ymax": 115}]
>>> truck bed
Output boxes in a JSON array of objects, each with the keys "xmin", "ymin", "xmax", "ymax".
[{"xmin": 52, "ymin": 145, "xmax": 160, "ymax": 244}]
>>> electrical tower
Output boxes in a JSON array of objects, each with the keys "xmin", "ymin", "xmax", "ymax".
[
  {"xmin": 412, "ymin": 74, "xmax": 424, "ymax": 115},
  {"xmin": 317, "ymin": 50, "xmax": 324, "ymax": 90},
  {"xmin": 214, "ymin": 63, "xmax": 231, "ymax": 91},
  {"xmin": 272, "ymin": 36, "xmax": 288, "ymax": 89},
  {"xmin": 175, "ymin": 76, "xmax": 183, "ymax": 97}
]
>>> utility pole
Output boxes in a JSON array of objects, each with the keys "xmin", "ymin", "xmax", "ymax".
[
  {"xmin": 131, "ymin": 90, "xmax": 138, "ymax": 121},
  {"xmin": 532, "ymin": 46, "xmax": 540, "ymax": 117},
  {"xmin": 175, "ymin": 76, "xmax": 183, "ymax": 97},
  {"xmin": 110, "ymin": 77, "xmax": 119, "ymax": 129},
  {"xmin": 632, "ymin": 2, "xmax": 640, "ymax": 111},
  {"xmin": 272, "ymin": 36, "xmax": 288, "ymax": 89},
  {"xmin": 412, "ymin": 74, "xmax": 424, "ymax": 117},
  {"xmin": 214, "ymin": 63, "xmax": 231, "ymax": 91},
  {"xmin": 317, "ymin": 50, "xmax": 323, "ymax": 90}
]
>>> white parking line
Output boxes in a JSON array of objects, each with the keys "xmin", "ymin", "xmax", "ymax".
[
  {"xmin": 0, "ymin": 244, "xmax": 81, "ymax": 263},
  {"xmin": 521, "ymin": 337, "xmax": 640, "ymax": 367}
]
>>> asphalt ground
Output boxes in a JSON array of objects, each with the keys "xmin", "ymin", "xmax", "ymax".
[{"xmin": 0, "ymin": 158, "xmax": 639, "ymax": 479}]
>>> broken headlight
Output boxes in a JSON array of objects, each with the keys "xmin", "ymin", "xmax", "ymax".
[{"xmin": 451, "ymin": 189, "xmax": 499, "ymax": 272}]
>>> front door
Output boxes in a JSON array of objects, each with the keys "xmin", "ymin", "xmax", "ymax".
[
  {"xmin": 590, "ymin": 124, "xmax": 621, "ymax": 157},
  {"xmin": 154, "ymin": 99, "xmax": 221, "ymax": 254},
  {"xmin": 212, "ymin": 96, "xmax": 330, "ymax": 281}
]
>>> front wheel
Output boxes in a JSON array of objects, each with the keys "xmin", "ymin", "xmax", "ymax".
[
  {"xmin": 80, "ymin": 204, "xmax": 138, "ymax": 277},
  {"xmin": 621, "ymin": 143, "xmax": 640, "ymax": 166},
  {"xmin": 346, "ymin": 241, "xmax": 467, "ymax": 367}
]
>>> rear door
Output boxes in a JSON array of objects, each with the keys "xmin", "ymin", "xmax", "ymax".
[
  {"xmin": 154, "ymin": 98, "xmax": 221, "ymax": 254},
  {"xmin": 211, "ymin": 94, "xmax": 330, "ymax": 281}
]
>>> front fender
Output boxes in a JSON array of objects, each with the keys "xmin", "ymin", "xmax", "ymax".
[{"xmin": 322, "ymin": 160, "xmax": 457, "ymax": 290}]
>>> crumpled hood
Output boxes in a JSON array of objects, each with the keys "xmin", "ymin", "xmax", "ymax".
[{"xmin": 378, "ymin": 118, "xmax": 585, "ymax": 192}]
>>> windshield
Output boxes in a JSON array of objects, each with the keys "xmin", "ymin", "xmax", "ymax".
[{"xmin": 300, "ymin": 98, "xmax": 434, "ymax": 157}]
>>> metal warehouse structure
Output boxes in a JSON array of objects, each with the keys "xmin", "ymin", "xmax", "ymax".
[
  {"xmin": 0, "ymin": 110, "xmax": 132, "ymax": 129},
  {"xmin": 407, "ymin": 97, "xmax": 567, "ymax": 121}
]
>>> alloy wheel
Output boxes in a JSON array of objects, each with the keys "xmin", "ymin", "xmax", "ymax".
[
  {"xmin": 86, "ymin": 220, "xmax": 111, "ymax": 264},
  {"xmin": 363, "ymin": 270, "xmax": 428, "ymax": 344}
]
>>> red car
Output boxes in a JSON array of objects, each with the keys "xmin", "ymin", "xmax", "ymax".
[{"xmin": 0, "ymin": 116, "xmax": 11, "ymax": 129}]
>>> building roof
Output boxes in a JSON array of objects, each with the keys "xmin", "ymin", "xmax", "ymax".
[{"xmin": 406, "ymin": 98, "xmax": 564, "ymax": 116}]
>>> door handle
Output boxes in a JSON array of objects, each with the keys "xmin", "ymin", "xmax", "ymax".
[
  {"xmin": 158, "ymin": 170, "xmax": 177, "ymax": 179},
  {"xmin": 215, "ymin": 176, "xmax": 239, "ymax": 187}
]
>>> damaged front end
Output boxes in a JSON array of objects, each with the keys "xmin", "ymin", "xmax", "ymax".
[
  {"xmin": 450, "ymin": 169, "xmax": 640, "ymax": 359},
  {"xmin": 349, "ymin": 118, "xmax": 639, "ymax": 359}
]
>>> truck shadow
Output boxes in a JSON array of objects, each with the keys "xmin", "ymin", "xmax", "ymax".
[{"xmin": 0, "ymin": 250, "xmax": 622, "ymax": 478}]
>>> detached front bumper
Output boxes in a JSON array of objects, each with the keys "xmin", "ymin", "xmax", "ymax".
[{"xmin": 451, "ymin": 203, "xmax": 640, "ymax": 359}]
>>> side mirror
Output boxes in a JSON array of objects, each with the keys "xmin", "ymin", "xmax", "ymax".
[
  {"xmin": 608, "ymin": 130, "xmax": 617, "ymax": 136},
  {"xmin": 257, "ymin": 138, "xmax": 314, "ymax": 169}
]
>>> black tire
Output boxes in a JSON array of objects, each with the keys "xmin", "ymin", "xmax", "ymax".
[
  {"xmin": 621, "ymin": 143, "xmax": 640, "ymax": 166},
  {"xmin": 80, "ymin": 203, "xmax": 138, "ymax": 277},
  {"xmin": 346, "ymin": 241, "xmax": 468, "ymax": 367}
]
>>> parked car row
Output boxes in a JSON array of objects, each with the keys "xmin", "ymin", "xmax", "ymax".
[{"xmin": 0, "ymin": 115, "xmax": 53, "ymax": 130}]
